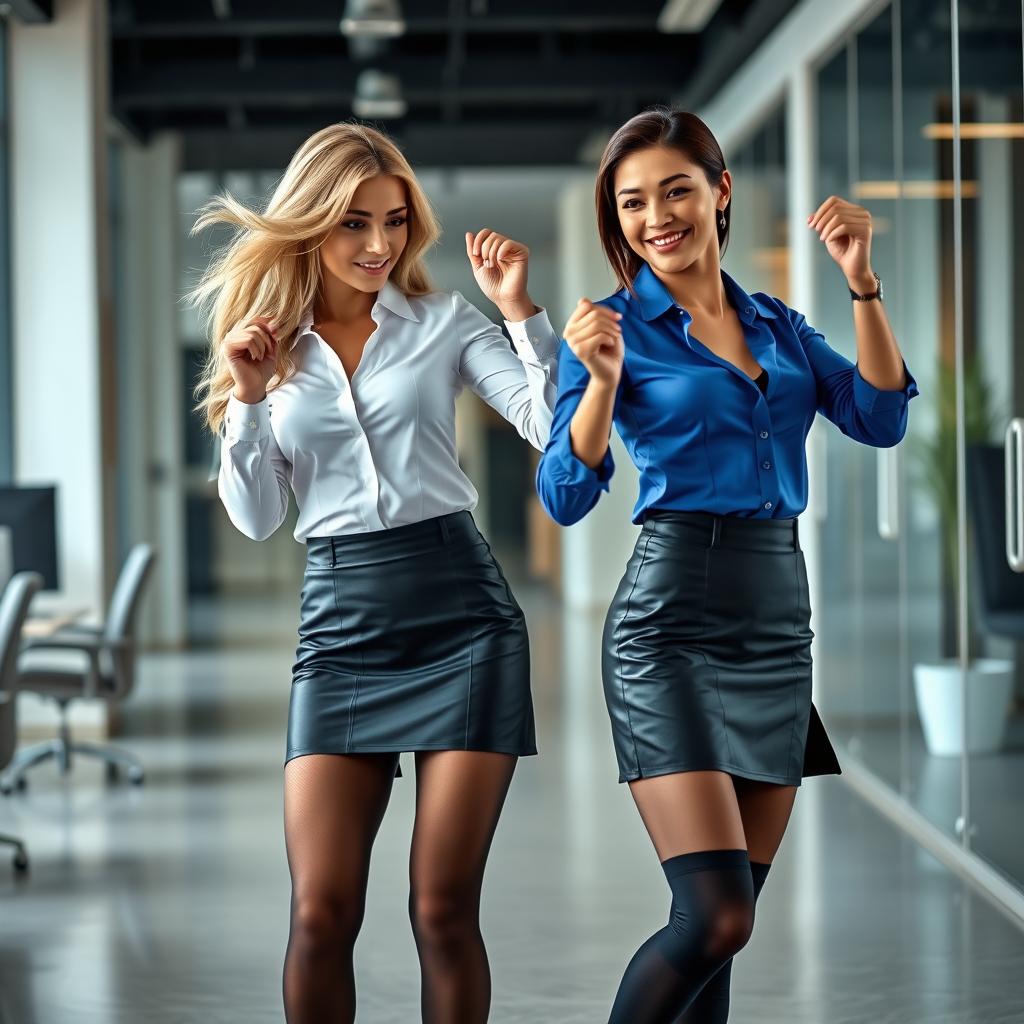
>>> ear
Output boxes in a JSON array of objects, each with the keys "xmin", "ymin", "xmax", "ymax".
[{"xmin": 716, "ymin": 168, "xmax": 733, "ymax": 211}]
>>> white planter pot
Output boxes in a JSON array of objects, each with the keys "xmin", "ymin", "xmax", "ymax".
[{"xmin": 912, "ymin": 658, "xmax": 1014, "ymax": 756}]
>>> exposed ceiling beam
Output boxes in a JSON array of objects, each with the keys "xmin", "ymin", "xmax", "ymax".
[
  {"xmin": 110, "ymin": 15, "xmax": 659, "ymax": 40},
  {"xmin": 180, "ymin": 122, "xmax": 593, "ymax": 172},
  {"xmin": 6, "ymin": 0, "xmax": 53, "ymax": 23},
  {"xmin": 114, "ymin": 57, "xmax": 683, "ymax": 112}
]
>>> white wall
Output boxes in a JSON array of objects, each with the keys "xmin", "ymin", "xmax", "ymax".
[{"xmin": 9, "ymin": 0, "xmax": 113, "ymax": 730}]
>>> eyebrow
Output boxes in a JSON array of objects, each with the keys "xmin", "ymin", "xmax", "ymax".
[
  {"xmin": 345, "ymin": 206, "xmax": 408, "ymax": 216},
  {"xmin": 616, "ymin": 173, "xmax": 692, "ymax": 197}
]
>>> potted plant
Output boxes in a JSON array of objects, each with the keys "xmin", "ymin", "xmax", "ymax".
[{"xmin": 911, "ymin": 355, "xmax": 1013, "ymax": 756}]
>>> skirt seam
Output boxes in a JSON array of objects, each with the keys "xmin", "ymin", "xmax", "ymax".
[
  {"xmin": 441, "ymin": 529, "xmax": 476, "ymax": 749},
  {"xmin": 615, "ymin": 526, "xmax": 656, "ymax": 778},
  {"xmin": 703, "ymin": 546, "xmax": 735, "ymax": 766},
  {"xmin": 786, "ymin": 551, "xmax": 802, "ymax": 777},
  {"xmin": 331, "ymin": 567, "xmax": 362, "ymax": 750}
]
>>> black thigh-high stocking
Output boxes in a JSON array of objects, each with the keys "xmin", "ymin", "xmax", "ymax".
[
  {"xmin": 608, "ymin": 849, "xmax": 756, "ymax": 1024},
  {"xmin": 408, "ymin": 750, "xmax": 517, "ymax": 1024},
  {"xmin": 672, "ymin": 860, "xmax": 772, "ymax": 1023},
  {"xmin": 282, "ymin": 752, "xmax": 398, "ymax": 1024}
]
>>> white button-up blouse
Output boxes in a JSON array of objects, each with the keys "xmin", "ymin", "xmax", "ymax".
[{"xmin": 217, "ymin": 280, "xmax": 560, "ymax": 542}]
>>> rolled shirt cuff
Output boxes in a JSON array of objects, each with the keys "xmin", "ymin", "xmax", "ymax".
[
  {"xmin": 548, "ymin": 443, "xmax": 614, "ymax": 490},
  {"xmin": 853, "ymin": 361, "xmax": 919, "ymax": 414}
]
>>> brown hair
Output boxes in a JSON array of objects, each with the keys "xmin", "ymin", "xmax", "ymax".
[{"xmin": 595, "ymin": 107, "xmax": 730, "ymax": 297}]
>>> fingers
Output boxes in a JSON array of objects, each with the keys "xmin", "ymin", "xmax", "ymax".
[
  {"xmin": 567, "ymin": 298, "xmax": 622, "ymax": 337},
  {"xmin": 226, "ymin": 319, "xmax": 278, "ymax": 363},
  {"xmin": 466, "ymin": 229, "xmax": 528, "ymax": 268},
  {"xmin": 465, "ymin": 231, "xmax": 483, "ymax": 269},
  {"xmin": 807, "ymin": 195, "xmax": 871, "ymax": 232}
]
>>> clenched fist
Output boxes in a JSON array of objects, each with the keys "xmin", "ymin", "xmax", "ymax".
[{"xmin": 564, "ymin": 298, "xmax": 624, "ymax": 388}]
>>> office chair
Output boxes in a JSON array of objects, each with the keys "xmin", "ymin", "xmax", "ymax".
[
  {"xmin": 0, "ymin": 544, "xmax": 156, "ymax": 795},
  {"xmin": 0, "ymin": 572, "xmax": 43, "ymax": 869}
]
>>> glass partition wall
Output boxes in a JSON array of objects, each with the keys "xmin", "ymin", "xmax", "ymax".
[{"xmin": 810, "ymin": 0, "xmax": 1024, "ymax": 898}]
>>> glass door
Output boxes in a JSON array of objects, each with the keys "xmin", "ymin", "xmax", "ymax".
[{"xmin": 959, "ymin": 0, "xmax": 1024, "ymax": 889}]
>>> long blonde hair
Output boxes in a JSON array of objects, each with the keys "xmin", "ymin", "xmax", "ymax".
[{"xmin": 189, "ymin": 122, "xmax": 441, "ymax": 434}]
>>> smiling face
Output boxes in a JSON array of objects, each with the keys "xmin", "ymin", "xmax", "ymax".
[
  {"xmin": 318, "ymin": 174, "xmax": 410, "ymax": 293},
  {"xmin": 613, "ymin": 145, "xmax": 731, "ymax": 273}
]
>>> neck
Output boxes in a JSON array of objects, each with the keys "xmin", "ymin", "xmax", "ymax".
[
  {"xmin": 654, "ymin": 249, "xmax": 726, "ymax": 317},
  {"xmin": 314, "ymin": 274, "xmax": 377, "ymax": 325}
]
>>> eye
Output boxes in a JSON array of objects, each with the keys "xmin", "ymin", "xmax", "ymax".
[
  {"xmin": 342, "ymin": 220, "xmax": 365, "ymax": 230},
  {"xmin": 387, "ymin": 216, "xmax": 408, "ymax": 227},
  {"xmin": 668, "ymin": 187, "xmax": 690, "ymax": 197}
]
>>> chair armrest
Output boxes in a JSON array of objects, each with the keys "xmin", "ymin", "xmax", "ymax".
[
  {"xmin": 17, "ymin": 636, "xmax": 128, "ymax": 700},
  {"xmin": 21, "ymin": 635, "xmax": 130, "ymax": 654}
]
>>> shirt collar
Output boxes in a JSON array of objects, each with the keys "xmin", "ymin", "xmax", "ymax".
[
  {"xmin": 631, "ymin": 262, "xmax": 778, "ymax": 324},
  {"xmin": 298, "ymin": 278, "xmax": 421, "ymax": 332}
]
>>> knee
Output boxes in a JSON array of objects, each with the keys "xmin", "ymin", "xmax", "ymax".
[
  {"xmin": 290, "ymin": 894, "xmax": 364, "ymax": 953},
  {"xmin": 668, "ymin": 896, "xmax": 755, "ymax": 963},
  {"xmin": 409, "ymin": 889, "xmax": 477, "ymax": 948},
  {"xmin": 703, "ymin": 899, "xmax": 755, "ymax": 960}
]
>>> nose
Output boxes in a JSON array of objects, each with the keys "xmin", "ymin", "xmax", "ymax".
[
  {"xmin": 365, "ymin": 228, "xmax": 388, "ymax": 255},
  {"xmin": 645, "ymin": 198, "xmax": 672, "ymax": 230}
]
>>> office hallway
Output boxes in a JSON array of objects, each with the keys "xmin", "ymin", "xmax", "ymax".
[{"xmin": 1, "ymin": 582, "xmax": 1023, "ymax": 1024}]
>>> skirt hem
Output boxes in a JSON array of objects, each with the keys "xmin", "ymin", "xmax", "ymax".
[
  {"xmin": 616, "ymin": 760, "xmax": 834, "ymax": 787},
  {"xmin": 285, "ymin": 743, "xmax": 538, "ymax": 765}
]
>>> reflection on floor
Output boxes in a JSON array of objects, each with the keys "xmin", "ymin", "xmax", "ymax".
[
  {"xmin": 1, "ymin": 581, "xmax": 1023, "ymax": 1023},
  {"xmin": 826, "ymin": 714, "xmax": 1024, "ymax": 888}
]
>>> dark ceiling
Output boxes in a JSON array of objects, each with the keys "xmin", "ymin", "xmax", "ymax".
[{"xmin": 105, "ymin": 0, "xmax": 800, "ymax": 171}]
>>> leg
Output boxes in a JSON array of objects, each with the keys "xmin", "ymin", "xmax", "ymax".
[
  {"xmin": 282, "ymin": 752, "xmax": 398, "ymax": 1024},
  {"xmin": 674, "ymin": 778, "xmax": 798, "ymax": 1023},
  {"xmin": 408, "ymin": 750, "xmax": 517, "ymax": 1024},
  {"xmin": 608, "ymin": 770, "xmax": 754, "ymax": 1024}
]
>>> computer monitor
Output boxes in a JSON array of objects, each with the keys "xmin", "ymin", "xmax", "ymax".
[{"xmin": 0, "ymin": 486, "xmax": 60, "ymax": 591}]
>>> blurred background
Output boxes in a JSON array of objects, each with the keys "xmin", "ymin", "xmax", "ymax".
[{"xmin": 0, "ymin": 1, "xmax": 1023, "ymax": 1021}]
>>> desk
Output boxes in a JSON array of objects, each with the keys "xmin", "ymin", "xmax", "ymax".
[{"xmin": 22, "ymin": 609, "xmax": 89, "ymax": 639}]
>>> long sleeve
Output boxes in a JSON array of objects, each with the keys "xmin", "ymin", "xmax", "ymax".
[
  {"xmin": 790, "ymin": 308, "xmax": 919, "ymax": 448},
  {"xmin": 452, "ymin": 289, "xmax": 559, "ymax": 451},
  {"xmin": 217, "ymin": 394, "xmax": 292, "ymax": 541},
  {"xmin": 535, "ymin": 339, "xmax": 618, "ymax": 526}
]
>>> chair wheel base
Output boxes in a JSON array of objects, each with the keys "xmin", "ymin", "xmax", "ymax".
[
  {"xmin": 0, "ymin": 777, "xmax": 24, "ymax": 796},
  {"xmin": 12, "ymin": 850, "xmax": 28, "ymax": 872}
]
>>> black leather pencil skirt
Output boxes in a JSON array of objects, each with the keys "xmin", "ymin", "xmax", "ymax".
[
  {"xmin": 286, "ymin": 510, "xmax": 536, "ymax": 767},
  {"xmin": 602, "ymin": 510, "xmax": 841, "ymax": 786}
]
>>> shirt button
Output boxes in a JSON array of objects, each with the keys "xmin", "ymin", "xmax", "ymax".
[
  {"xmin": 759, "ymin": 430, "xmax": 769, "ymax": 439},
  {"xmin": 746, "ymin": 306, "xmax": 754, "ymax": 316},
  {"xmin": 248, "ymin": 419, "xmax": 257, "ymax": 429},
  {"xmin": 764, "ymin": 501, "xmax": 773, "ymax": 510},
  {"xmin": 763, "ymin": 460, "xmax": 771, "ymax": 470}
]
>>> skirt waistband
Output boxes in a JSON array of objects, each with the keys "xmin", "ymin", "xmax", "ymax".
[
  {"xmin": 642, "ymin": 509, "xmax": 801, "ymax": 553},
  {"xmin": 305, "ymin": 510, "xmax": 480, "ymax": 568}
]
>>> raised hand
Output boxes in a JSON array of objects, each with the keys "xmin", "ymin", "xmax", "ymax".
[
  {"xmin": 465, "ymin": 229, "xmax": 535, "ymax": 320},
  {"xmin": 807, "ymin": 195, "xmax": 875, "ymax": 291},
  {"xmin": 564, "ymin": 298, "xmax": 624, "ymax": 388},
  {"xmin": 224, "ymin": 316, "xmax": 279, "ymax": 403}
]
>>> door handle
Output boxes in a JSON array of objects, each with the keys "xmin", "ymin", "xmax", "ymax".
[
  {"xmin": 877, "ymin": 447, "xmax": 899, "ymax": 540},
  {"xmin": 1005, "ymin": 418, "xmax": 1024, "ymax": 572}
]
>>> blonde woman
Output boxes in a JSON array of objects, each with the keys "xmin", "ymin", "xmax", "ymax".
[{"xmin": 191, "ymin": 123, "xmax": 559, "ymax": 1023}]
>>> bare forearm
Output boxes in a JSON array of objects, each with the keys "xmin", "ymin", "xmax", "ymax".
[
  {"xmin": 569, "ymin": 379, "xmax": 616, "ymax": 469},
  {"xmin": 847, "ymin": 271, "xmax": 906, "ymax": 391}
]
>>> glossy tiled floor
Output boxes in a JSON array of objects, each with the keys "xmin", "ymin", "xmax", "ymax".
[{"xmin": 1, "ymin": 584, "xmax": 1023, "ymax": 1023}]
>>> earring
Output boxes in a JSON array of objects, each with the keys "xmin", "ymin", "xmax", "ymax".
[{"xmin": 718, "ymin": 210, "xmax": 727, "ymax": 231}]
